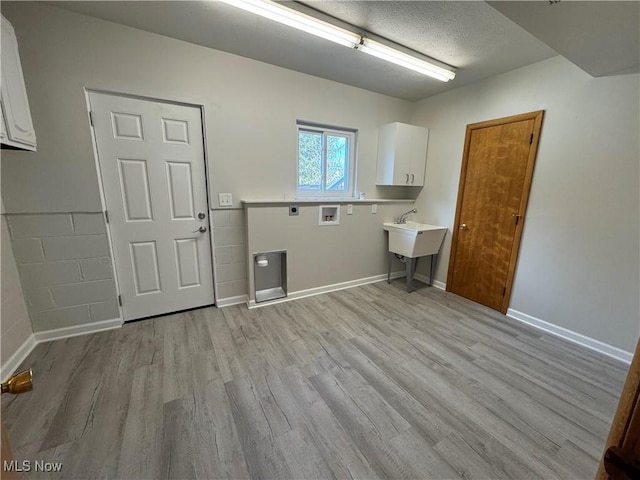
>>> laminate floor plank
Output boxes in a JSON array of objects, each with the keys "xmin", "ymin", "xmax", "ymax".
[{"xmin": 2, "ymin": 284, "xmax": 627, "ymax": 479}]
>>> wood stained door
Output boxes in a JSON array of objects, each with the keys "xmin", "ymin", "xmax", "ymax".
[
  {"xmin": 89, "ymin": 92, "xmax": 215, "ymax": 321},
  {"xmin": 447, "ymin": 111, "xmax": 543, "ymax": 313}
]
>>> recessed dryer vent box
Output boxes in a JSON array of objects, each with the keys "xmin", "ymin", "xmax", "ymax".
[
  {"xmin": 319, "ymin": 205, "xmax": 339, "ymax": 225},
  {"xmin": 254, "ymin": 250, "xmax": 287, "ymax": 303}
]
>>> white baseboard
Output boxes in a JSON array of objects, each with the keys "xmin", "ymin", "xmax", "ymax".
[
  {"xmin": 216, "ymin": 295, "xmax": 248, "ymax": 308},
  {"xmin": 414, "ymin": 273, "xmax": 446, "ymax": 291},
  {"xmin": 247, "ymin": 271, "xmax": 406, "ymax": 309},
  {"xmin": 1, "ymin": 334, "xmax": 37, "ymax": 383},
  {"xmin": 34, "ymin": 318, "xmax": 123, "ymax": 343},
  {"xmin": 507, "ymin": 308, "xmax": 633, "ymax": 364}
]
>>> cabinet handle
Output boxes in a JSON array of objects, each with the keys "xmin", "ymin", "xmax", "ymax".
[
  {"xmin": 410, "ymin": 173, "xmax": 415, "ymax": 184},
  {"xmin": 405, "ymin": 173, "xmax": 409, "ymax": 184}
]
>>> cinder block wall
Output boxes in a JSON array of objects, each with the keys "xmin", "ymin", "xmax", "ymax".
[
  {"xmin": 6, "ymin": 212, "xmax": 119, "ymax": 332},
  {"xmin": 212, "ymin": 208, "xmax": 246, "ymax": 300}
]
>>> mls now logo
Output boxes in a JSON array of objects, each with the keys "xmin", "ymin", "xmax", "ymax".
[{"xmin": 3, "ymin": 460, "xmax": 63, "ymax": 472}]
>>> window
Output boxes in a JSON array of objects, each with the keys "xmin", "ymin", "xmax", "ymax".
[{"xmin": 297, "ymin": 122, "xmax": 356, "ymax": 197}]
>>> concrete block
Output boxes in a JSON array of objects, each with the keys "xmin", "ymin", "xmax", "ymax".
[
  {"xmin": 217, "ymin": 280, "xmax": 247, "ymax": 299},
  {"xmin": 32, "ymin": 305, "xmax": 91, "ymax": 332},
  {"xmin": 7, "ymin": 213, "xmax": 73, "ymax": 238},
  {"xmin": 19, "ymin": 261, "xmax": 82, "ymax": 288},
  {"xmin": 215, "ymin": 226, "xmax": 245, "ymax": 247},
  {"xmin": 25, "ymin": 287, "xmax": 55, "ymax": 310},
  {"xmin": 229, "ymin": 209, "xmax": 245, "ymax": 227},
  {"xmin": 42, "ymin": 235, "xmax": 109, "ymax": 261},
  {"xmin": 80, "ymin": 257, "xmax": 113, "ymax": 281},
  {"xmin": 72, "ymin": 213, "xmax": 106, "ymax": 235},
  {"xmin": 12, "ymin": 238, "xmax": 45, "ymax": 264},
  {"xmin": 231, "ymin": 245, "xmax": 246, "ymax": 264},
  {"xmin": 89, "ymin": 300, "xmax": 120, "ymax": 321},
  {"xmin": 215, "ymin": 246, "xmax": 232, "ymax": 265},
  {"xmin": 217, "ymin": 262, "xmax": 246, "ymax": 282},
  {"xmin": 212, "ymin": 210, "xmax": 230, "ymax": 227},
  {"xmin": 50, "ymin": 279, "xmax": 117, "ymax": 307}
]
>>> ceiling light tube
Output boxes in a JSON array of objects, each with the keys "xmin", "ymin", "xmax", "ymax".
[
  {"xmin": 220, "ymin": 0, "xmax": 361, "ymax": 48},
  {"xmin": 220, "ymin": 0, "xmax": 456, "ymax": 82},
  {"xmin": 358, "ymin": 38, "xmax": 456, "ymax": 82}
]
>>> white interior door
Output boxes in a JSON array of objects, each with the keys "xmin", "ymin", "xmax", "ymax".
[{"xmin": 89, "ymin": 92, "xmax": 214, "ymax": 321}]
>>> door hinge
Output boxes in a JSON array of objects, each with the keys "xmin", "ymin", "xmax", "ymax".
[
  {"xmin": 104, "ymin": 210, "xmax": 109, "ymax": 223},
  {"xmin": 118, "ymin": 295, "xmax": 122, "ymax": 307},
  {"xmin": 89, "ymin": 111, "xmax": 95, "ymax": 127},
  {"xmin": 529, "ymin": 133, "xmax": 534, "ymax": 144}
]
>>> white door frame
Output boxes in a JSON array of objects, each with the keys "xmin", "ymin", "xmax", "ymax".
[{"xmin": 84, "ymin": 88, "xmax": 218, "ymax": 321}]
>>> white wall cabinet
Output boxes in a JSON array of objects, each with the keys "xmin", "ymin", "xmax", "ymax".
[
  {"xmin": 1, "ymin": 15, "xmax": 36, "ymax": 151},
  {"xmin": 376, "ymin": 122, "xmax": 427, "ymax": 186}
]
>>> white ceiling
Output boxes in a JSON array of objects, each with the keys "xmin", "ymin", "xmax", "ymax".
[
  {"xmin": 47, "ymin": 1, "xmax": 637, "ymax": 101},
  {"xmin": 489, "ymin": 1, "xmax": 640, "ymax": 77}
]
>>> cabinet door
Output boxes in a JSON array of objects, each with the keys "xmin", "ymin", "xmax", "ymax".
[
  {"xmin": 393, "ymin": 124, "xmax": 412, "ymax": 185},
  {"xmin": 1, "ymin": 15, "xmax": 36, "ymax": 150},
  {"xmin": 409, "ymin": 127, "xmax": 428, "ymax": 186}
]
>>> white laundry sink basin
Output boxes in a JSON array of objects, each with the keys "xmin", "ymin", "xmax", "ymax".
[{"xmin": 383, "ymin": 222, "xmax": 447, "ymax": 258}]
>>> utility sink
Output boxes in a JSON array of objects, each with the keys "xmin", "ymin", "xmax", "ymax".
[{"xmin": 383, "ymin": 222, "xmax": 447, "ymax": 258}]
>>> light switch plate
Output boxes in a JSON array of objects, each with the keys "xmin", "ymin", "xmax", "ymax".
[
  {"xmin": 347, "ymin": 204, "xmax": 353, "ymax": 215},
  {"xmin": 371, "ymin": 203, "xmax": 378, "ymax": 214},
  {"xmin": 218, "ymin": 193, "xmax": 233, "ymax": 207}
]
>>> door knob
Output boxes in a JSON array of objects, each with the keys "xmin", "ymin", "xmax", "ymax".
[
  {"xmin": 460, "ymin": 224, "xmax": 468, "ymax": 230},
  {"xmin": 193, "ymin": 226, "xmax": 207, "ymax": 233}
]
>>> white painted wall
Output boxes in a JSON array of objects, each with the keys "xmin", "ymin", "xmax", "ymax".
[
  {"xmin": 1, "ymin": 3, "xmax": 637, "ymax": 355},
  {"xmin": 0, "ymin": 2, "xmax": 413, "ymax": 307},
  {"xmin": 411, "ymin": 56, "xmax": 640, "ymax": 352},
  {"xmin": 245, "ymin": 202, "xmax": 414, "ymax": 302},
  {"xmin": 0, "ymin": 2, "xmax": 413, "ymax": 214},
  {"xmin": 1, "ymin": 216, "xmax": 34, "ymax": 370}
]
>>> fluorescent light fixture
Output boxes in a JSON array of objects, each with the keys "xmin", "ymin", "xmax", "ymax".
[
  {"xmin": 220, "ymin": 0, "xmax": 456, "ymax": 82},
  {"xmin": 220, "ymin": 0, "xmax": 361, "ymax": 48},
  {"xmin": 358, "ymin": 38, "xmax": 456, "ymax": 82}
]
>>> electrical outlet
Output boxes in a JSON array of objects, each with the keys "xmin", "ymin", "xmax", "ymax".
[
  {"xmin": 218, "ymin": 193, "xmax": 233, "ymax": 207},
  {"xmin": 347, "ymin": 204, "xmax": 353, "ymax": 215},
  {"xmin": 371, "ymin": 203, "xmax": 378, "ymax": 214}
]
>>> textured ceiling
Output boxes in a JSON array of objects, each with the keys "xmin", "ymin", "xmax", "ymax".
[{"xmin": 48, "ymin": 0, "xmax": 559, "ymax": 101}]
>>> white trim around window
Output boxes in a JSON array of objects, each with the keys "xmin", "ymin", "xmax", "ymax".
[{"xmin": 296, "ymin": 121, "xmax": 357, "ymax": 198}]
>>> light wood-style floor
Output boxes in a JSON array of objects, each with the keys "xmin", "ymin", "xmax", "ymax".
[{"xmin": 2, "ymin": 280, "xmax": 628, "ymax": 479}]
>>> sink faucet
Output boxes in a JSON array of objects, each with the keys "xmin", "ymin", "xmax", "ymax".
[{"xmin": 395, "ymin": 208, "xmax": 417, "ymax": 224}]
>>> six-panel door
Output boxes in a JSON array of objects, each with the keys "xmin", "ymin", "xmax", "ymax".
[{"xmin": 89, "ymin": 92, "xmax": 214, "ymax": 321}]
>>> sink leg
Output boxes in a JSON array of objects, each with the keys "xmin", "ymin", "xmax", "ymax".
[
  {"xmin": 429, "ymin": 254, "xmax": 436, "ymax": 286},
  {"xmin": 387, "ymin": 252, "xmax": 393, "ymax": 283},
  {"xmin": 406, "ymin": 257, "xmax": 415, "ymax": 293}
]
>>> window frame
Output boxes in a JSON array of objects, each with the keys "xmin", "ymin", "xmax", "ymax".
[{"xmin": 296, "ymin": 122, "xmax": 357, "ymax": 198}]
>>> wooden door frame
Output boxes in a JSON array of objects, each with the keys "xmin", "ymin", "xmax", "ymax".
[
  {"xmin": 597, "ymin": 339, "xmax": 640, "ymax": 478},
  {"xmin": 446, "ymin": 110, "xmax": 544, "ymax": 314}
]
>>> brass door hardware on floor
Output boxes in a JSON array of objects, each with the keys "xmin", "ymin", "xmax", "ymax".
[
  {"xmin": 1, "ymin": 369, "xmax": 33, "ymax": 480},
  {"xmin": 1, "ymin": 369, "xmax": 33, "ymax": 395}
]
